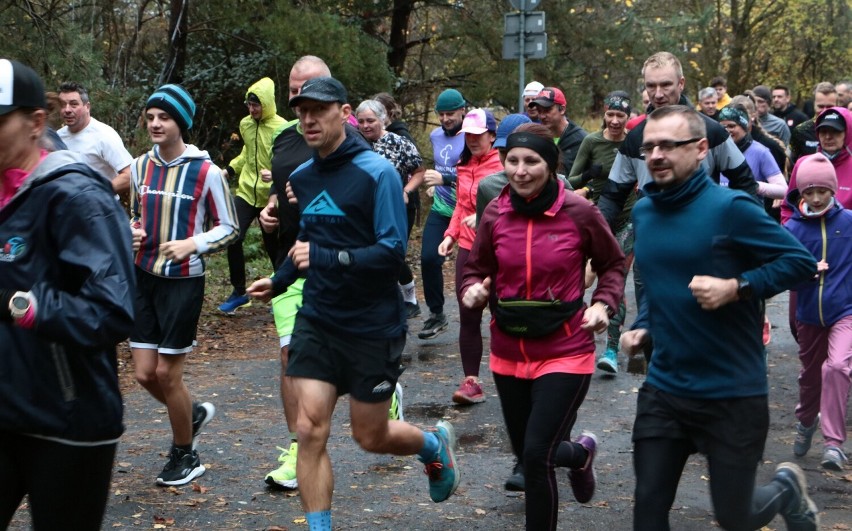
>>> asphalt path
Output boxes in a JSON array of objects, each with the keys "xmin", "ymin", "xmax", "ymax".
[{"xmin": 9, "ymin": 276, "xmax": 851, "ymax": 530}]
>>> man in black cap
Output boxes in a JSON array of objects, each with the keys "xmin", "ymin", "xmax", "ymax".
[
  {"xmin": 246, "ymin": 77, "xmax": 461, "ymax": 531},
  {"xmin": 527, "ymin": 86, "xmax": 587, "ymax": 172}
]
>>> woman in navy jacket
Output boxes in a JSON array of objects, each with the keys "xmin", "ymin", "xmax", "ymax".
[{"xmin": 0, "ymin": 59, "xmax": 135, "ymax": 530}]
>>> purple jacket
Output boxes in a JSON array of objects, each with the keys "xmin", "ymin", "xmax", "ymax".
[{"xmin": 785, "ymin": 194, "xmax": 852, "ymax": 326}]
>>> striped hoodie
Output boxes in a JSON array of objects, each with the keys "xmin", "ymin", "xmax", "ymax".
[{"xmin": 130, "ymin": 144, "xmax": 238, "ymax": 277}]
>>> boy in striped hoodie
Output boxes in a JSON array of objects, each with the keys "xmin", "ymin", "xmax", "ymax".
[{"xmin": 129, "ymin": 85, "xmax": 238, "ymax": 486}]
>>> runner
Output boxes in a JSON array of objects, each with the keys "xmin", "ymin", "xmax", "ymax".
[
  {"xmin": 129, "ymin": 84, "xmax": 238, "ymax": 486},
  {"xmin": 247, "ymin": 77, "xmax": 460, "ymax": 531}
]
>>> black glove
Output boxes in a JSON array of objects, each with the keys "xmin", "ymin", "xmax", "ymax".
[
  {"xmin": 0, "ymin": 289, "xmax": 13, "ymax": 321},
  {"xmin": 581, "ymin": 164, "xmax": 603, "ymax": 184}
]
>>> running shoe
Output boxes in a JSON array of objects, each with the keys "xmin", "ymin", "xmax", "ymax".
[
  {"xmin": 452, "ymin": 376, "xmax": 485, "ymax": 405},
  {"xmin": 568, "ymin": 431, "xmax": 597, "ymax": 503},
  {"xmin": 420, "ymin": 420, "xmax": 460, "ymax": 502},
  {"xmin": 504, "ymin": 460, "xmax": 525, "ymax": 492},
  {"xmin": 597, "ymin": 349, "xmax": 618, "ymax": 374},
  {"xmin": 793, "ymin": 416, "xmax": 819, "ymax": 457},
  {"xmin": 418, "ymin": 313, "xmax": 448, "ymax": 340},
  {"xmin": 773, "ymin": 462, "xmax": 818, "ymax": 531},
  {"xmin": 191, "ymin": 401, "xmax": 216, "ymax": 450},
  {"xmin": 265, "ymin": 442, "xmax": 299, "ymax": 489},
  {"xmin": 405, "ymin": 302, "xmax": 422, "ymax": 319},
  {"xmin": 218, "ymin": 292, "xmax": 251, "ymax": 315},
  {"xmin": 821, "ymin": 446, "xmax": 848, "ymax": 471},
  {"xmin": 156, "ymin": 446, "xmax": 206, "ymax": 486},
  {"xmin": 389, "ymin": 383, "xmax": 405, "ymax": 421}
]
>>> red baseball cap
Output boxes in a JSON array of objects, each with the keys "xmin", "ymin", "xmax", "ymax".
[{"xmin": 529, "ymin": 87, "xmax": 566, "ymax": 108}]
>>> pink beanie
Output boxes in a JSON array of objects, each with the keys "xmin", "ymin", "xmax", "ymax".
[{"xmin": 797, "ymin": 155, "xmax": 837, "ymax": 194}]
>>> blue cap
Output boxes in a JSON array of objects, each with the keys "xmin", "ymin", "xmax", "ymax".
[{"xmin": 493, "ymin": 113, "xmax": 532, "ymax": 148}]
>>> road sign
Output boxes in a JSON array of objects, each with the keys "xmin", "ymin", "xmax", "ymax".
[
  {"xmin": 509, "ymin": 0, "xmax": 542, "ymax": 10},
  {"xmin": 502, "ymin": 33, "xmax": 547, "ymax": 60},
  {"xmin": 504, "ymin": 12, "xmax": 545, "ymax": 35}
]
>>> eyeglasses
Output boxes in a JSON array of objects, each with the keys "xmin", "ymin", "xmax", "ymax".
[
  {"xmin": 639, "ymin": 137, "xmax": 702, "ymax": 156},
  {"xmin": 244, "ymin": 101, "xmax": 261, "ymax": 109}
]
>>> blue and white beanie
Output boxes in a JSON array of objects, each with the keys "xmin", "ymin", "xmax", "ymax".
[{"xmin": 146, "ymin": 84, "xmax": 195, "ymax": 130}]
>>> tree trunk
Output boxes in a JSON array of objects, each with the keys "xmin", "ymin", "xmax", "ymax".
[
  {"xmin": 387, "ymin": 0, "xmax": 415, "ymax": 77},
  {"xmin": 160, "ymin": 0, "xmax": 188, "ymax": 85}
]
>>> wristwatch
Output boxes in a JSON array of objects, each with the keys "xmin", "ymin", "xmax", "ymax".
[
  {"xmin": 9, "ymin": 291, "xmax": 31, "ymax": 319},
  {"xmin": 338, "ymin": 250, "xmax": 353, "ymax": 267},
  {"xmin": 736, "ymin": 277, "xmax": 753, "ymax": 301}
]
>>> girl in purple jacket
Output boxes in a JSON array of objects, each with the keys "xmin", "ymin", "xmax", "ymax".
[{"xmin": 784, "ymin": 154, "xmax": 852, "ymax": 471}]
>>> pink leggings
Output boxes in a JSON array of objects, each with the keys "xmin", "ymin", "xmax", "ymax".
[{"xmin": 795, "ymin": 315, "xmax": 852, "ymax": 447}]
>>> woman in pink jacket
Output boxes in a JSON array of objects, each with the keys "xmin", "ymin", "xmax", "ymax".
[
  {"xmin": 461, "ymin": 123, "xmax": 625, "ymax": 531},
  {"xmin": 438, "ymin": 109, "xmax": 503, "ymax": 404}
]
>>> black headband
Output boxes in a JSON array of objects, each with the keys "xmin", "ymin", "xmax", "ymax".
[{"xmin": 505, "ymin": 131, "xmax": 560, "ymax": 172}]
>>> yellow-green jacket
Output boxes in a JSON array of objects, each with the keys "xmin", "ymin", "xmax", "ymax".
[{"xmin": 229, "ymin": 77, "xmax": 287, "ymax": 207}]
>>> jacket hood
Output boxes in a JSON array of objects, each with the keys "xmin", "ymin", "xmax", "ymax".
[
  {"xmin": 816, "ymin": 106, "xmax": 852, "ymax": 158},
  {"xmin": 245, "ymin": 77, "xmax": 278, "ymax": 121},
  {"xmin": 3, "ymin": 151, "xmax": 111, "ymax": 211},
  {"xmin": 28, "ymin": 150, "xmax": 86, "ymax": 182},
  {"xmin": 147, "ymin": 144, "xmax": 211, "ymax": 167}
]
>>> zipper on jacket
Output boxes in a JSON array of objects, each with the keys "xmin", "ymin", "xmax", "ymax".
[
  {"xmin": 51, "ymin": 343, "xmax": 77, "ymax": 402},
  {"xmin": 252, "ymin": 120, "xmax": 260, "ymax": 206},
  {"xmin": 818, "ymin": 218, "xmax": 827, "ymax": 326},
  {"xmin": 520, "ymin": 218, "xmax": 534, "ymax": 378}
]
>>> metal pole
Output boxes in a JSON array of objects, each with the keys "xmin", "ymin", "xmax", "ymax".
[{"xmin": 518, "ymin": 0, "xmax": 525, "ymax": 112}]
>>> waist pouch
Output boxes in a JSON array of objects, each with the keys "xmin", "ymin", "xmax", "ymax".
[{"xmin": 493, "ymin": 297, "xmax": 584, "ymax": 338}]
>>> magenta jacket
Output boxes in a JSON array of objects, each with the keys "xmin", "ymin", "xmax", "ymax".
[{"xmin": 461, "ymin": 180, "xmax": 625, "ymax": 362}]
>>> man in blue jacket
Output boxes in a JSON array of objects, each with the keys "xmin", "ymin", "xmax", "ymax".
[
  {"xmin": 621, "ymin": 105, "xmax": 819, "ymax": 531},
  {"xmin": 246, "ymin": 77, "xmax": 460, "ymax": 531}
]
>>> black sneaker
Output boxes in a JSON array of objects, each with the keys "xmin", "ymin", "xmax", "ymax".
[
  {"xmin": 191, "ymin": 402, "xmax": 216, "ymax": 450},
  {"xmin": 405, "ymin": 302, "xmax": 422, "ymax": 319},
  {"xmin": 774, "ymin": 462, "xmax": 818, "ymax": 531},
  {"xmin": 156, "ymin": 446, "xmax": 206, "ymax": 486},
  {"xmin": 505, "ymin": 460, "xmax": 525, "ymax": 491},
  {"xmin": 418, "ymin": 313, "xmax": 448, "ymax": 340}
]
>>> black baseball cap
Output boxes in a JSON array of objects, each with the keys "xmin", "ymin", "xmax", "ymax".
[
  {"xmin": 815, "ymin": 108, "xmax": 846, "ymax": 132},
  {"xmin": 288, "ymin": 77, "xmax": 348, "ymax": 107},
  {"xmin": 0, "ymin": 59, "xmax": 46, "ymax": 115}
]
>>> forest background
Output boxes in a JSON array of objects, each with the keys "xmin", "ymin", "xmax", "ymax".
[{"xmin": 3, "ymin": 0, "xmax": 850, "ymax": 167}]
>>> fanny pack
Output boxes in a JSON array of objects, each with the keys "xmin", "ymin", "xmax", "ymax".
[{"xmin": 493, "ymin": 297, "xmax": 584, "ymax": 338}]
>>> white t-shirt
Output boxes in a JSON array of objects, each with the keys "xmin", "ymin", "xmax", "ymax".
[{"xmin": 58, "ymin": 117, "xmax": 133, "ymax": 181}]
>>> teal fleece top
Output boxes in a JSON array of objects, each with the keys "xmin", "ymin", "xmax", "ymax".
[{"xmin": 632, "ymin": 168, "xmax": 815, "ymax": 399}]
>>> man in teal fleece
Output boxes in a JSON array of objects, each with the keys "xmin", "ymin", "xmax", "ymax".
[{"xmin": 621, "ymin": 105, "xmax": 819, "ymax": 531}]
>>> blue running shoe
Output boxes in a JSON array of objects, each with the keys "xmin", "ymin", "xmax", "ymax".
[
  {"xmin": 420, "ymin": 420, "xmax": 460, "ymax": 502},
  {"xmin": 597, "ymin": 349, "xmax": 618, "ymax": 374},
  {"xmin": 218, "ymin": 292, "xmax": 251, "ymax": 315}
]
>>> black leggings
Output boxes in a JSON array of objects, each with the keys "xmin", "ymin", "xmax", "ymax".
[
  {"xmin": 493, "ymin": 371, "xmax": 592, "ymax": 531},
  {"xmin": 227, "ymin": 195, "xmax": 279, "ymax": 292},
  {"xmin": 0, "ymin": 432, "xmax": 117, "ymax": 530},
  {"xmin": 633, "ymin": 437, "xmax": 788, "ymax": 530}
]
